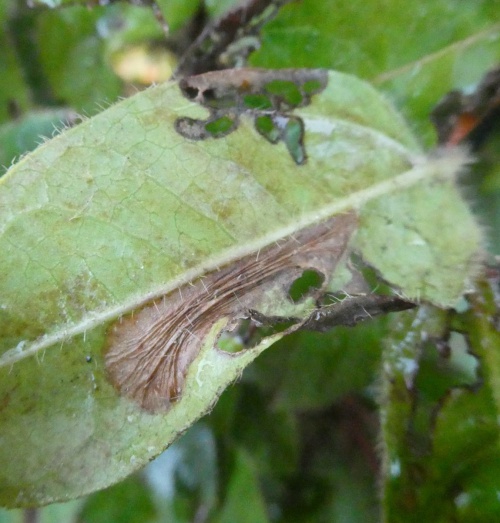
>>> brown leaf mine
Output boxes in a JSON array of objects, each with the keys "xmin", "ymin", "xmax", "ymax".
[
  {"xmin": 105, "ymin": 212, "xmax": 357, "ymax": 412},
  {"xmin": 175, "ymin": 68, "xmax": 328, "ymax": 164}
]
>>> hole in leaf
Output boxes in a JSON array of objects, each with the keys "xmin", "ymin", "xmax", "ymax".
[
  {"xmin": 202, "ymin": 87, "xmax": 216, "ymax": 101},
  {"xmin": 265, "ymin": 79, "xmax": 303, "ymax": 106},
  {"xmin": 302, "ymin": 79, "xmax": 324, "ymax": 94},
  {"xmin": 243, "ymin": 94, "xmax": 273, "ymax": 110},
  {"xmin": 217, "ymin": 315, "xmax": 297, "ymax": 352},
  {"xmin": 217, "ymin": 322, "xmax": 249, "ymax": 353},
  {"xmin": 204, "ymin": 115, "xmax": 236, "ymax": 137},
  {"xmin": 182, "ymin": 85, "xmax": 199, "ymax": 99},
  {"xmin": 255, "ymin": 115, "xmax": 281, "ymax": 143},
  {"xmin": 283, "ymin": 117, "xmax": 306, "ymax": 164},
  {"xmin": 202, "ymin": 88, "xmax": 239, "ymax": 110},
  {"xmin": 289, "ymin": 269, "xmax": 324, "ymax": 303}
]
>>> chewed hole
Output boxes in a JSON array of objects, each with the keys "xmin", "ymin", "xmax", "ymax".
[
  {"xmin": 243, "ymin": 93, "xmax": 273, "ymax": 110},
  {"xmin": 302, "ymin": 79, "xmax": 324, "ymax": 94},
  {"xmin": 289, "ymin": 269, "xmax": 324, "ymax": 303},
  {"xmin": 265, "ymin": 79, "xmax": 303, "ymax": 106},
  {"xmin": 217, "ymin": 323, "xmax": 248, "ymax": 353},
  {"xmin": 182, "ymin": 86, "xmax": 199, "ymax": 99},
  {"xmin": 217, "ymin": 315, "xmax": 297, "ymax": 352},
  {"xmin": 255, "ymin": 115, "xmax": 280, "ymax": 143},
  {"xmin": 204, "ymin": 115, "xmax": 236, "ymax": 137},
  {"xmin": 202, "ymin": 88, "xmax": 216, "ymax": 101},
  {"xmin": 283, "ymin": 117, "xmax": 306, "ymax": 164}
]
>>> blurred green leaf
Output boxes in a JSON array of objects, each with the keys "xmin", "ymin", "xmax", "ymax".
[
  {"xmin": 251, "ymin": 0, "xmax": 499, "ymax": 74},
  {"xmin": 251, "ymin": 319, "xmax": 385, "ymax": 410},
  {"xmin": 144, "ymin": 423, "xmax": 218, "ymax": 522},
  {"xmin": 229, "ymin": 384, "xmax": 299, "ymax": 478},
  {"xmin": 215, "ymin": 448, "xmax": 270, "ymax": 523},
  {"xmin": 467, "ymin": 133, "xmax": 500, "ymax": 254},
  {"xmin": 0, "ymin": 500, "xmax": 83, "ymax": 523},
  {"xmin": 380, "ymin": 295, "xmax": 500, "ymax": 522},
  {"xmin": 156, "ymin": 0, "xmax": 201, "ymax": 33},
  {"xmin": 36, "ymin": 6, "xmax": 122, "ymax": 115},
  {"xmin": 0, "ymin": 3, "xmax": 31, "ymax": 124},
  {"xmin": 0, "ymin": 108, "xmax": 76, "ymax": 169},
  {"xmin": 250, "ymin": 0, "xmax": 500, "ymax": 144},
  {"xmin": 203, "ymin": 0, "xmax": 240, "ymax": 19},
  {"xmin": 98, "ymin": 4, "xmax": 165, "ymax": 51},
  {"xmin": 77, "ymin": 475, "xmax": 156, "ymax": 523},
  {"xmin": 374, "ymin": 24, "xmax": 500, "ymax": 146},
  {"xmin": 270, "ymin": 398, "xmax": 379, "ymax": 523}
]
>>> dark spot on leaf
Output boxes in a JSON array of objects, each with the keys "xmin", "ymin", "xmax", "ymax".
[
  {"xmin": 202, "ymin": 87, "xmax": 216, "ymax": 101},
  {"xmin": 175, "ymin": 117, "xmax": 209, "ymax": 140},
  {"xmin": 175, "ymin": 113, "xmax": 239, "ymax": 140}
]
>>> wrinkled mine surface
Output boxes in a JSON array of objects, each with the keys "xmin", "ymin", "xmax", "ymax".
[
  {"xmin": 105, "ymin": 212, "xmax": 356, "ymax": 412},
  {"xmin": 175, "ymin": 68, "xmax": 328, "ymax": 164}
]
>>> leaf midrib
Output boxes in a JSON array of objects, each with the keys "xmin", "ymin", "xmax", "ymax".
[{"xmin": 0, "ymin": 149, "xmax": 465, "ymax": 368}]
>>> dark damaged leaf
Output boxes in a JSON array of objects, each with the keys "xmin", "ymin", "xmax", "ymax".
[
  {"xmin": 380, "ymin": 280, "xmax": 500, "ymax": 522},
  {"xmin": 0, "ymin": 68, "xmax": 481, "ymax": 506},
  {"xmin": 431, "ymin": 65, "xmax": 500, "ymax": 149},
  {"xmin": 175, "ymin": 69, "xmax": 328, "ymax": 164},
  {"xmin": 175, "ymin": 0, "xmax": 293, "ymax": 76}
]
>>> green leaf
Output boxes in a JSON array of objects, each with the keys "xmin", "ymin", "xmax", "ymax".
[
  {"xmin": 215, "ymin": 449, "xmax": 270, "ymax": 523},
  {"xmin": 0, "ymin": 4, "xmax": 31, "ymax": 124},
  {"xmin": 36, "ymin": 6, "xmax": 122, "ymax": 115},
  {"xmin": 0, "ymin": 68, "xmax": 480, "ymax": 506},
  {"xmin": 251, "ymin": 0, "xmax": 499, "ymax": 74},
  {"xmin": 380, "ymin": 299, "xmax": 500, "ymax": 522},
  {"xmin": 250, "ymin": 0, "xmax": 500, "ymax": 144},
  {"xmin": 0, "ymin": 108, "xmax": 77, "ymax": 169},
  {"xmin": 156, "ymin": 0, "xmax": 201, "ymax": 33},
  {"xmin": 251, "ymin": 320, "xmax": 385, "ymax": 410},
  {"xmin": 143, "ymin": 423, "xmax": 218, "ymax": 521},
  {"xmin": 0, "ymin": 500, "xmax": 83, "ymax": 523},
  {"xmin": 77, "ymin": 475, "xmax": 156, "ymax": 523},
  {"xmin": 224, "ymin": 385, "xmax": 299, "ymax": 479}
]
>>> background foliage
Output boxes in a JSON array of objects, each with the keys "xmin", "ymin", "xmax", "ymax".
[{"xmin": 1, "ymin": 0, "xmax": 499, "ymax": 521}]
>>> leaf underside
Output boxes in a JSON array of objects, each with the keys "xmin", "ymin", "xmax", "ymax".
[{"xmin": 0, "ymin": 68, "xmax": 481, "ymax": 506}]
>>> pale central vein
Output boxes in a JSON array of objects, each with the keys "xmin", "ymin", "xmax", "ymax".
[{"xmin": 0, "ymin": 148, "xmax": 468, "ymax": 368}]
